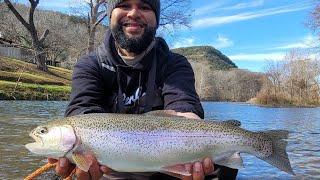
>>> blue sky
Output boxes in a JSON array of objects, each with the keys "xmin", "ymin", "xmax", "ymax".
[
  {"xmin": 172, "ymin": 0, "xmax": 317, "ymax": 72},
  {"xmin": 18, "ymin": 0, "xmax": 317, "ymax": 72}
]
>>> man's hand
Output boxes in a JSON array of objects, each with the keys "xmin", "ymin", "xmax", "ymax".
[
  {"xmin": 176, "ymin": 112, "xmax": 201, "ymax": 119},
  {"xmin": 48, "ymin": 156, "xmax": 112, "ymax": 180},
  {"xmin": 163, "ymin": 110, "xmax": 201, "ymax": 119},
  {"xmin": 168, "ymin": 157, "xmax": 214, "ymax": 180}
]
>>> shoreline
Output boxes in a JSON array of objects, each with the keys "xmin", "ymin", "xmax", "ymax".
[{"xmin": 0, "ymin": 98, "xmax": 318, "ymax": 108}]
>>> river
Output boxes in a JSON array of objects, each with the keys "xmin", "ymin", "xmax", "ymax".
[{"xmin": 0, "ymin": 101, "xmax": 319, "ymax": 179}]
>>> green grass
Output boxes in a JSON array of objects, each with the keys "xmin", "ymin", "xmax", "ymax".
[
  {"xmin": 0, "ymin": 80, "xmax": 71, "ymax": 100},
  {"xmin": 0, "ymin": 56, "xmax": 71, "ymax": 85},
  {"xmin": 0, "ymin": 56, "xmax": 72, "ymax": 100},
  {"xmin": 0, "ymin": 71, "xmax": 66, "ymax": 85}
]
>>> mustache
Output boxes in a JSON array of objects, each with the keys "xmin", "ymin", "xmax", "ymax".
[{"xmin": 120, "ymin": 19, "xmax": 147, "ymax": 27}]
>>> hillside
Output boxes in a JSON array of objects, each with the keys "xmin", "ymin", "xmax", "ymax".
[
  {"xmin": 172, "ymin": 46, "xmax": 237, "ymax": 70},
  {"xmin": 0, "ymin": 56, "xmax": 71, "ymax": 100},
  {"xmin": 0, "ymin": 3, "xmax": 106, "ymax": 67}
]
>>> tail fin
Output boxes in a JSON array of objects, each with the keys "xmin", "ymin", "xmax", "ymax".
[{"xmin": 259, "ymin": 130, "xmax": 295, "ymax": 175}]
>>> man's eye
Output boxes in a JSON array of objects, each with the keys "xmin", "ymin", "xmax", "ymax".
[
  {"xmin": 140, "ymin": 5, "xmax": 152, "ymax": 11},
  {"xmin": 117, "ymin": 4, "xmax": 131, "ymax": 10}
]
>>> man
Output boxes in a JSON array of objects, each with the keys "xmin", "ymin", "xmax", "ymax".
[{"xmin": 50, "ymin": 0, "xmax": 237, "ymax": 179}]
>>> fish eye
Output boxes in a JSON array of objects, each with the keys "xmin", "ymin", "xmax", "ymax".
[{"xmin": 37, "ymin": 127, "xmax": 48, "ymax": 134}]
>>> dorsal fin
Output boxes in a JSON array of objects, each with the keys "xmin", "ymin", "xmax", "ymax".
[
  {"xmin": 218, "ymin": 120, "xmax": 241, "ymax": 126},
  {"xmin": 144, "ymin": 110, "xmax": 183, "ymax": 118}
]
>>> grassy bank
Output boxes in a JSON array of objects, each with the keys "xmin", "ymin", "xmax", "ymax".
[
  {"xmin": 249, "ymin": 96, "xmax": 319, "ymax": 108},
  {"xmin": 0, "ymin": 56, "xmax": 72, "ymax": 100}
]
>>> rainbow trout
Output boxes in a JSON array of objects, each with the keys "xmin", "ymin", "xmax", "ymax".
[{"xmin": 25, "ymin": 111, "xmax": 294, "ymax": 176}]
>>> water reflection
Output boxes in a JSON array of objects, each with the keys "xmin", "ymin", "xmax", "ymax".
[{"xmin": 0, "ymin": 101, "xmax": 319, "ymax": 179}]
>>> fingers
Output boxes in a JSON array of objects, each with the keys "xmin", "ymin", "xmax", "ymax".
[
  {"xmin": 202, "ymin": 157, "xmax": 214, "ymax": 175},
  {"xmin": 100, "ymin": 165, "xmax": 113, "ymax": 174},
  {"xmin": 182, "ymin": 163, "xmax": 192, "ymax": 180},
  {"xmin": 75, "ymin": 168, "xmax": 90, "ymax": 180},
  {"xmin": 55, "ymin": 158, "xmax": 75, "ymax": 178},
  {"xmin": 176, "ymin": 112, "xmax": 201, "ymax": 119},
  {"xmin": 54, "ymin": 155, "xmax": 108, "ymax": 180},
  {"xmin": 47, "ymin": 158, "xmax": 57, "ymax": 164},
  {"xmin": 75, "ymin": 154, "xmax": 104, "ymax": 180},
  {"xmin": 192, "ymin": 162, "xmax": 204, "ymax": 180},
  {"xmin": 88, "ymin": 155, "xmax": 103, "ymax": 180}
]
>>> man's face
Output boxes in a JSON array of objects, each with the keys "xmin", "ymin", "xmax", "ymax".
[{"xmin": 110, "ymin": 0, "xmax": 157, "ymax": 54}]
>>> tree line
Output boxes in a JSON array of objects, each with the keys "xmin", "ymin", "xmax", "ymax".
[
  {"xmin": 192, "ymin": 61, "xmax": 264, "ymax": 102},
  {"xmin": 255, "ymin": 50, "xmax": 320, "ymax": 106}
]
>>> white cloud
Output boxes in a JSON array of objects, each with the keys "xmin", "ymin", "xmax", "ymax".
[
  {"xmin": 192, "ymin": 2, "xmax": 312, "ymax": 28},
  {"xmin": 274, "ymin": 34, "xmax": 318, "ymax": 50},
  {"xmin": 211, "ymin": 35, "xmax": 234, "ymax": 49},
  {"xmin": 195, "ymin": 0, "xmax": 264, "ymax": 16},
  {"xmin": 220, "ymin": 0, "xmax": 264, "ymax": 11},
  {"xmin": 172, "ymin": 38, "xmax": 196, "ymax": 48},
  {"xmin": 228, "ymin": 52, "xmax": 286, "ymax": 61},
  {"xmin": 195, "ymin": 1, "xmax": 226, "ymax": 16}
]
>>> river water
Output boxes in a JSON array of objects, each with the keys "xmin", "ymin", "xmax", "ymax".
[{"xmin": 0, "ymin": 101, "xmax": 319, "ymax": 179}]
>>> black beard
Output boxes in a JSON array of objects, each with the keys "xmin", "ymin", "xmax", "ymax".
[{"xmin": 111, "ymin": 23, "xmax": 156, "ymax": 54}]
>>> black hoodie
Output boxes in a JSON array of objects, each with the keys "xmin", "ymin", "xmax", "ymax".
[{"xmin": 65, "ymin": 29, "xmax": 204, "ymax": 118}]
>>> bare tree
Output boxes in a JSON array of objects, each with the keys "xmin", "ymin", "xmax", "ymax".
[
  {"xmin": 307, "ymin": 1, "xmax": 320, "ymax": 51},
  {"xmin": 159, "ymin": 0, "xmax": 191, "ymax": 28},
  {"xmin": 3, "ymin": 0, "xmax": 49, "ymax": 71},
  {"xmin": 87, "ymin": 0, "xmax": 107, "ymax": 53},
  {"xmin": 257, "ymin": 49, "xmax": 320, "ymax": 106},
  {"xmin": 70, "ymin": 0, "xmax": 107, "ymax": 53},
  {"xmin": 308, "ymin": 2, "xmax": 320, "ymax": 32}
]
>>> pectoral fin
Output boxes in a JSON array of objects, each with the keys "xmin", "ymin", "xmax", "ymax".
[
  {"xmin": 72, "ymin": 152, "xmax": 93, "ymax": 172},
  {"xmin": 160, "ymin": 165, "xmax": 191, "ymax": 177},
  {"xmin": 215, "ymin": 152, "xmax": 244, "ymax": 169}
]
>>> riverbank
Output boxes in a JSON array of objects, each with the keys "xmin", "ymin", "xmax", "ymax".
[
  {"xmin": 0, "ymin": 56, "xmax": 71, "ymax": 100},
  {"xmin": 247, "ymin": 97, "xmax": 319, "ymax": 108}
]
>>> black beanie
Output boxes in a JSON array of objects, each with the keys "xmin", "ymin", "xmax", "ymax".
[{"xmin": 107, "ymin": 0, "xmax": 160, "ymax": 27}]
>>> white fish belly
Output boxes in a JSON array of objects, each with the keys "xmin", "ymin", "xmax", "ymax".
[{"xmin": 78, "ymin": 129, "xmax": 242, "ymax": 172}]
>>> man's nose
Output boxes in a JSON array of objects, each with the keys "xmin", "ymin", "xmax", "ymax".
[{"xmin": 127, "ymin": 7, "xmax": 140, "ymax": 18}]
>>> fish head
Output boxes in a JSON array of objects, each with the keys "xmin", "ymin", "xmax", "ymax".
[{"xmin": 25, "ymin": 124, "xmax": 76, "ymax": 158}]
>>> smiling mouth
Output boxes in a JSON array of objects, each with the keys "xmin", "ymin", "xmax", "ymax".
[
  {"xmin": 122, "ymin": 21, "xmax": 146, "ymax": 27},
  {"xmin": 124, "ymin": 23, "xmax": 143, "ymax": 28}
]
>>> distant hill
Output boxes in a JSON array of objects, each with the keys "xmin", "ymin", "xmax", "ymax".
[
  {"xmin": 172, "ymin": 46, "xmax": 237, "ymax": 70},
  {"xmin": 171, "ymin": 46, "xmax": 263, "ymax": 102}
]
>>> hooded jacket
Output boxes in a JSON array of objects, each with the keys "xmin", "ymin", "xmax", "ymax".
[{"xmin": 65, "ymin": 29, "xmax": 204, "ymax": 118}]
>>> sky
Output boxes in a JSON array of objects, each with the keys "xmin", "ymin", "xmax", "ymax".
[
  {"xmin": 17, "ymin": 0, "xmax": 318, "ymax": 72},
  {"xmin": 171, "ymin": 0, "xmax": 318, "ymax": 72}
]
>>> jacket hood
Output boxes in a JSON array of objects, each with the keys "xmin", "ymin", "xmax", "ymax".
[{"xmin": 97, "ymin": 28, "xmax": 170, "ymax": 71}]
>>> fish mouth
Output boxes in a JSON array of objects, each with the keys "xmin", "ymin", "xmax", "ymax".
[
  {"xmin": 25, "ymin": 129, "xmax": 43, "ymax": 152},
  {"xmin": 29, "ymin": 129, "xmax": 43, "ymax": 144}
]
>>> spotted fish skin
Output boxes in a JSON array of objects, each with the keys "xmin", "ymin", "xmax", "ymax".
[{"xmin": 32, "ymin": 112, "xmax": 294, "ymax": 175}]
